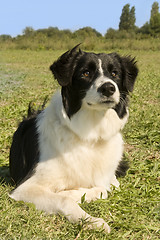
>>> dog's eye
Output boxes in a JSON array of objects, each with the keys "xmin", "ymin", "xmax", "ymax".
[
  {"xmin": 82, "ymin": 71, "xmax": 90, "ymax": 77},
  {"xmin": 111, "ymin": 71, "xmax": 117, "ymax": 77}
]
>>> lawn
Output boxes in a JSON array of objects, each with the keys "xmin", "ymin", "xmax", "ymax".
[{"xmin": 0, "ymin": 48, "xmax": 159, "ymax": 239}]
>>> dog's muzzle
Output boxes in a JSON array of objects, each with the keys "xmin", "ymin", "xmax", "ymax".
[{"xmin": 98, "ymin": 82, "xmax": 116, "ymax": 97}]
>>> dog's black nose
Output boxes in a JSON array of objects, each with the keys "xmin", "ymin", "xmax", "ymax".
[{"xmin": 98, "ymin": 82, "xmax": 116, "ymax": 97}]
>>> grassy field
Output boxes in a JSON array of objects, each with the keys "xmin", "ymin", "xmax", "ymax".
[{"xmin": 0, "ymin": 48, "xmax": 160, "ymax": 239}]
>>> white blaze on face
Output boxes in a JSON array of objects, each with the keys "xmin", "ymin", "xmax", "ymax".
[
  {"xmin": 98, "ymin": 59, "xmax": 104, "ymax": 76},
  {"xmin": 83, "ymin": 59, "xmax": 120, "ymax": 109}
]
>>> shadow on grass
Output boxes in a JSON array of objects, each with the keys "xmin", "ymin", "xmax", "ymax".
[{"xmin": 0, "ymin": 165, "xmax": 12, "ymax": 185}]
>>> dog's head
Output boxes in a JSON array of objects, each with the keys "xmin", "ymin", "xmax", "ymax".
[{"xmin": 50, "ymin": 45, "xmax": 138, "ymax": 118}]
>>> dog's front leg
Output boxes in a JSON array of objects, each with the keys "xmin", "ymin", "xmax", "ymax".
[
  {"xmin": 9, "ymin": 183, "xmax": 110, "ymax": 233},
  {"xmin": 57, "ymin": 186, "xmax": 108, "ymax": 203},
  {"xmin": 110, "ymin": 175, "xmax": 120, "ymax": 188}
]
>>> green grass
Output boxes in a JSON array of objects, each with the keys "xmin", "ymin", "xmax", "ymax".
[{"xmin": 0, "ymin": 49, "xmax": 160, "ymax": 239}]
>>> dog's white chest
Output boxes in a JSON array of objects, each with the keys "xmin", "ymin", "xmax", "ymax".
[{"xmin": 35, "ymin": 93, "xmax": 125, "ymax": 191}]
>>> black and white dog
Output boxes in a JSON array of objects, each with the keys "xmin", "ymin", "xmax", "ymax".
[{"xmin": 9, "ymin": 45, "xmax": 138, "ymax": 233}]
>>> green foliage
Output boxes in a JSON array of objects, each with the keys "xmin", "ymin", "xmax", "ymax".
[
  {"xmin": 0, "ymin": 49, "xmax": 160, "ymax": 239},
  {"xmin": 0, "ymin": 34, "xmax": 12, "ymax": 41},
  {"xmin": 140, "ymin": 1, "xmax": 160, "ymax": 36},
  {"xmin": 36, "ymin": 27, "xmax": 72, "ymax": 39},
  {"xmin": 73, "ymin": 27, "xmax": 102, "ymax": 39},
  {"xmin": 23, "ymin": 27, "xmax": 35, "ymax": 36},
  {"xmin": 130, "ymin": 6, "xmax": 136, "ymax": 29},
  {"xmin": 150, "ymin": 11, "xmax": 160, "ymax": 35},
  {"xmin": 119, "ymin": 4, "xmax": 136, "ymax": 31},
  {"xmin": 151, "ymin": 1, "xmax": 159, "ymax": 18},
  {"xmin": 104, "ymin": 28, "xmax": 117, "ymax": 39},
  {"xmin": 105, "ymin": 29, "xmax": 137, "ymax": 39},
  {"xmin": 139, "ymin": 22, "xmax": 152, "ymax": 35}
]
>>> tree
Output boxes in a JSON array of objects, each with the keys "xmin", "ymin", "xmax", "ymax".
[
  {"xmin": 150, "ymin": 1, "xmax": 160, "ymax": 34},
  {"xmin": 0, "ymin": 34, "xmax": 12, "ymax": 41},
  {"xmin": 119, "ymin": 4, "xmax": 136, "ymax": 31},
  {"xmin": 139, "ymin": 22, "xmax": 151, "ymax": 35},
  {"xmin": 151, "ymin": 1, "xmax": 159, "ymax": 18},
  {"xmin": 105, "ymin": 28, "xmax": 118, "ymax": 39},
  {"xmin": 23, "ymin": 27, "xmax": 34, "ymax": 36},
  {"xmin": 73, "ymin": 27, "xmax": 102, "ymax": 39},
  {"xmin": 130, "ymin": 6, "xmax": 136, "ymax": 29},
  {"xmin": 150, "ymin": 13, "xmax": 160, "ymax": 33}
]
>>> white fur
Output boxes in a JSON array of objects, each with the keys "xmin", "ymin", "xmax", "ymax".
[
  {"xmin": 10, "ymin": 89, "xmax": 128, "ymax": 233},
  {"xmin": 84, "ymin": 59, "xmax": 120, "ymax": 110},
  {"xmin": 98, "ymin": 59, "xmax": 104, "ymax": 75}
]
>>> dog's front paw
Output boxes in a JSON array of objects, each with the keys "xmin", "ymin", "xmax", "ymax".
[
  {"xmin": 87, "ymin": 216, "xmax": 111, "ymax": 233},
  {"xmin": 83, "ymin": 187, "xmax": 108, "ymax": 203}
]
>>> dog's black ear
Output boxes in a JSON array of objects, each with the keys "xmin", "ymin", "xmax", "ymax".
[
  {"xmin": 121, "ymin": 56, "xmax": 138, "ymax": 92},
  {"xmin": 50, "ymin": 44, "xmax": 82, "ymax": 86}
]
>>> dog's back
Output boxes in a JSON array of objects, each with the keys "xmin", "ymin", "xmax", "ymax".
[{"xmin": 10, "ymin": 105, "xmax": 40, "ymax": 184}]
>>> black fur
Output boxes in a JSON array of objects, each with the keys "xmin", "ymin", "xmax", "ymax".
[
  {"xmin": 9, "ymin": 100, "xmax": 48, "ymax": 185},
  {"xmin": 10, "ymin": 116, "xmax": 39, "ymax": 185},
  {"xmin": 115, "ymin": 157, "xmax": 130, "ymax": 178}
]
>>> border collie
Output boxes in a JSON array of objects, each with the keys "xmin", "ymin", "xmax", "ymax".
[{"xmin": 9, "ymin": 45, "xmax": 138, "ymax": 233}]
